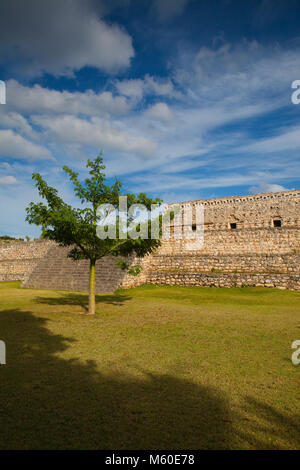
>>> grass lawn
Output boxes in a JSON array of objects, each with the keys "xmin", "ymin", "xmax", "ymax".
[{"xmin": 0, "ymin": 281, "xmax": 299, "ymax": 449}]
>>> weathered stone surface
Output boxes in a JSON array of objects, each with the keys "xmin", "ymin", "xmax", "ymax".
[
  {"xmin": 1, "ymin": 189, "xmax": 299, "ymax": 292},
  {"xmin": 144, "ymin": 271, "xmax": 300, "ymax": 291},
  {"xmin": 0, "ymin": 240, "xmax": 52, "ymax": 282},
  {"xmin": 22, "ymin": 243, "xmax": 132, "ymax": 293}
]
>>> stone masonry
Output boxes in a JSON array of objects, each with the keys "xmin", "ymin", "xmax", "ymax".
[
  {"xmin": 0, "ymin": 240, "xmax": 52, "ymax": 281},
  {"xmin": 0, "ymin": 189, "xmax": 299, "ymax": 292}
]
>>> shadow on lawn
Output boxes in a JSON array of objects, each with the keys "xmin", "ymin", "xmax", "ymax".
[
  {"xmin": 34, "ymin": 292, "xmax": 132, "ymax": 312},
  {"xmin": 238, "ymin": 396, "xmax": 300, "ymax": 449},
  {"xmin": 0, "ymin": 309, "xmax": 298, "ymax": 449},
  {"xmin": 0, "ymin": 308, "xmax": 232, "ymax": 449}
]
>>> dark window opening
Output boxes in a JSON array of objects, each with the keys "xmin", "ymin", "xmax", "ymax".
[
  {"xmin": 192, "ymin": 224, "xmax": 197, "ymax": 231},
  {"xmin": 230, "ymin": 223, "xmax": 237, "ymax": 229},
  {"xmin": 273, "ymin": 219, "xmax": 282, "ymax": 227}
]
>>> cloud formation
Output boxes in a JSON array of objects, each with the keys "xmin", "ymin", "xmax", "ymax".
[
  {"xmin": 0, "ymin": 0, "xmax": 134, "ymax": 76},
  {"xmin": 0, "ymin": 130, "xmax": 53, "ymax": 161},
  {"xmin": 32, "ymin": 114, "xmax": 157, "ymax": 157},
  {"xmin": 115, "ymin": 74, "xmax": 176, "ymax": 99},
  {"xmin": 249, "ymin": 182, "xmax": 287, "ymax": 194},
  {"xmin": 152, "ymin": 0, "xmax": 190, "ymax": 22},
  {"xmin": 6, "ymin": 80, "xmax": 130, "ymax": 116},
  {"xmin": 0, "ymin": 175, "xmax": 19, "ymax": 186},
  {"xmin": 144, "ymin": 102, "xmax": 174, "ymax": 122},
  {"xmin": 1, "ymin": 29, "xmax": 300, "ymax": 238}
]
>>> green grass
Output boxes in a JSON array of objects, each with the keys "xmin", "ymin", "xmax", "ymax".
[{"xmin": 0, "ymin": 281, "xmax": 299, "ymax": 449}]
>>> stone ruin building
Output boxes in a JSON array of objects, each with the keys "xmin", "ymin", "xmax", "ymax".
[{"xmin": 0, "ymin": 189, "xmax": 299, "ymax": 292}]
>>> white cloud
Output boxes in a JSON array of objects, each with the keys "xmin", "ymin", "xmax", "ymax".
[
  {"xmin": 114, "ymin": 79, "xmax": 145, "ymax": 99},
  {"xmin": 0, "ymin": 175, "xmax": 19, "ymax": 185},
  {"xmin": 1, "ymin": 35, "xmax": 300, "ymax": 211},
  {"xmin": 128, "ymin": 170, "xmax": 297, "ymax": 194},
  {"xmin": 145, "ymin": 102, "xmax": 174, "ymax": 122},
  {"xmin": 240, "ymin": 126, "xmax": 300, "ymax": 154},
  {"xmin": 0, "ymin": 110, "xmax": 37, "ymax": 139},
  {"xmin": 0, "ymin": 129, "xmax": 53, "ymax": 161},
  {"xmin": 145, "ymin": 75, "xmax": 176, "ymax": 96},
  {"xmin": 249, "ymin": 183, "xmax": 287, "ymax": 194},
  {"xmin": 6, "ymin": 80, "xmax": 130, "ymax": 116},
  {"xmin": 172, "ymin": 40, "xmax": 300, "ymax": 110},
  {"xmin": 0, "ymin": 0, "xmax": 134, "ymax": 76},
  {"xmin": 115, "ymin": 74, "xmax": 177, "ymax": 100},
  {"xmin": 33, "ymin": 114, "xmax": 157, "ymax": 157},
  {"xmin": 107, "ymin": 41, "xmax": 300, "ymax": 181}
]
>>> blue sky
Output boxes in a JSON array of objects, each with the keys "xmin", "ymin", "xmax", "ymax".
[{"xmin": 0, "ymin": 0, "xmax": 300, "ymax": 237}]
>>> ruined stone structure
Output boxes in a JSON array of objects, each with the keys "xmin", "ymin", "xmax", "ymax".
[
  {"xmin": 1, "ymin": 189, "xmax": 299, "ymax": 292},
  {"xmin": 0, "ymin": 240, "xmax": 52, "ymax": 282}
]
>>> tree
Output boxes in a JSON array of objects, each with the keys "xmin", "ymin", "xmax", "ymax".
[{"xmin": 26, "ymin": 155, "xmax": 163, "ymax": 314}]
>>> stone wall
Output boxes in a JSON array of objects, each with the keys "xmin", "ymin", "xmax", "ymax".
[
  {"xmin": 145, "ymin": 271, "xmax": 300, "ymax": 291},
  {"xmin": 21, "ymin": 243, "xmax": 135, "ymax": 293},
  {"xmin": 0, "ymin": 239, "xmax": 138, "ymax": 292},
  {"xmin": 157, "ymin": 227, "xmax": 300, "ymax": 255},
  {"xmin": 121, "ymin": 189, "xmax": 300, "ymax": 291},
  {"xmin": 0, "ymin": 240, "xmax": 52, "ymax": 281},
  {"xmin": 162, "ymin": 189, "xmax": 300, "ymax": 255},
  {"xmin": 141, "ymin": 253, "xmax": 300, "ymax": 274},
  {"xmin": 1, "ymin": 189, "xmax": 299, "ymax": 292}
]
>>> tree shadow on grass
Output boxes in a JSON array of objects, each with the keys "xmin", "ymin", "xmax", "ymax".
[
  {"xmin": 236, "ymin": 396, "xmax": 300, "ymax": 450},
  {"xmin": 34, "ymin": 292, "xmax": 132, "ymax": 312},
  {"xmin": 0, "ymin": 309, "xmax": 298, "ymax": 449},
  {"xmin": 0, "ymin": 308, "xmax": 233, "ymax": 450}
]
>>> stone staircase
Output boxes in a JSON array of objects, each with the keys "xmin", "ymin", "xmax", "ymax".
[
  {"xmin": 21, "ymin": 244, "xmax": 300, "ymax": 293},
  {"xmin": 22, "ymin": 243, "xmax": 130, "ymax": 293}
]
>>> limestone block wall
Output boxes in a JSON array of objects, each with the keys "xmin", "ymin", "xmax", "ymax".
[
  {"xmin": 141, "ymin": 253, "xmax": 300, "ymax": 274},
  {"xmin": 162, "ymin": 190, "xmax": 300, "ymax": 255},
  {"xmin": 145, "ymin": 271, "xmax": 300, "ymax": 291},
  {"xmin": 120, "ymin": 189, "xmax": 300, "ymax": 290},
  {"xmin": 119, "ymin": 252, "xmax": 300, "ymax": 291},
  {"xmin": 0, "ymin": 240, "xmax": 53, "ymax": 281},
  {"xmin": 2, "ymin": 189, "xmax": 299, "ymax": 292},
  {"xmin": 157, "ymin": 227, "xmax": 300, "ymax": 255},
  {"xmin": 170, "ymin": 189, "xmax": 300, "ymax": 229},
  {"xmin": 22, "ymin": 243, "xmax": 136, "ymax": 293}
]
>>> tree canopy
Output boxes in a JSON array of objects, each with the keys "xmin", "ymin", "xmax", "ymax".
[{"xmin": 26, "ymin": 155, "xmax": 163, "ymax": 314}]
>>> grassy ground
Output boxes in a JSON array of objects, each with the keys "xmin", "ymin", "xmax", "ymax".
[{"xmin": 0, "ymin": 281, "xmax": 299, "ymax": 449}]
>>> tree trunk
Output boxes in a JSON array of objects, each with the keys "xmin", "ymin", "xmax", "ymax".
[{"xmin": 88, "ymin": 259, "xmax": 96, "ymax": 314}]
